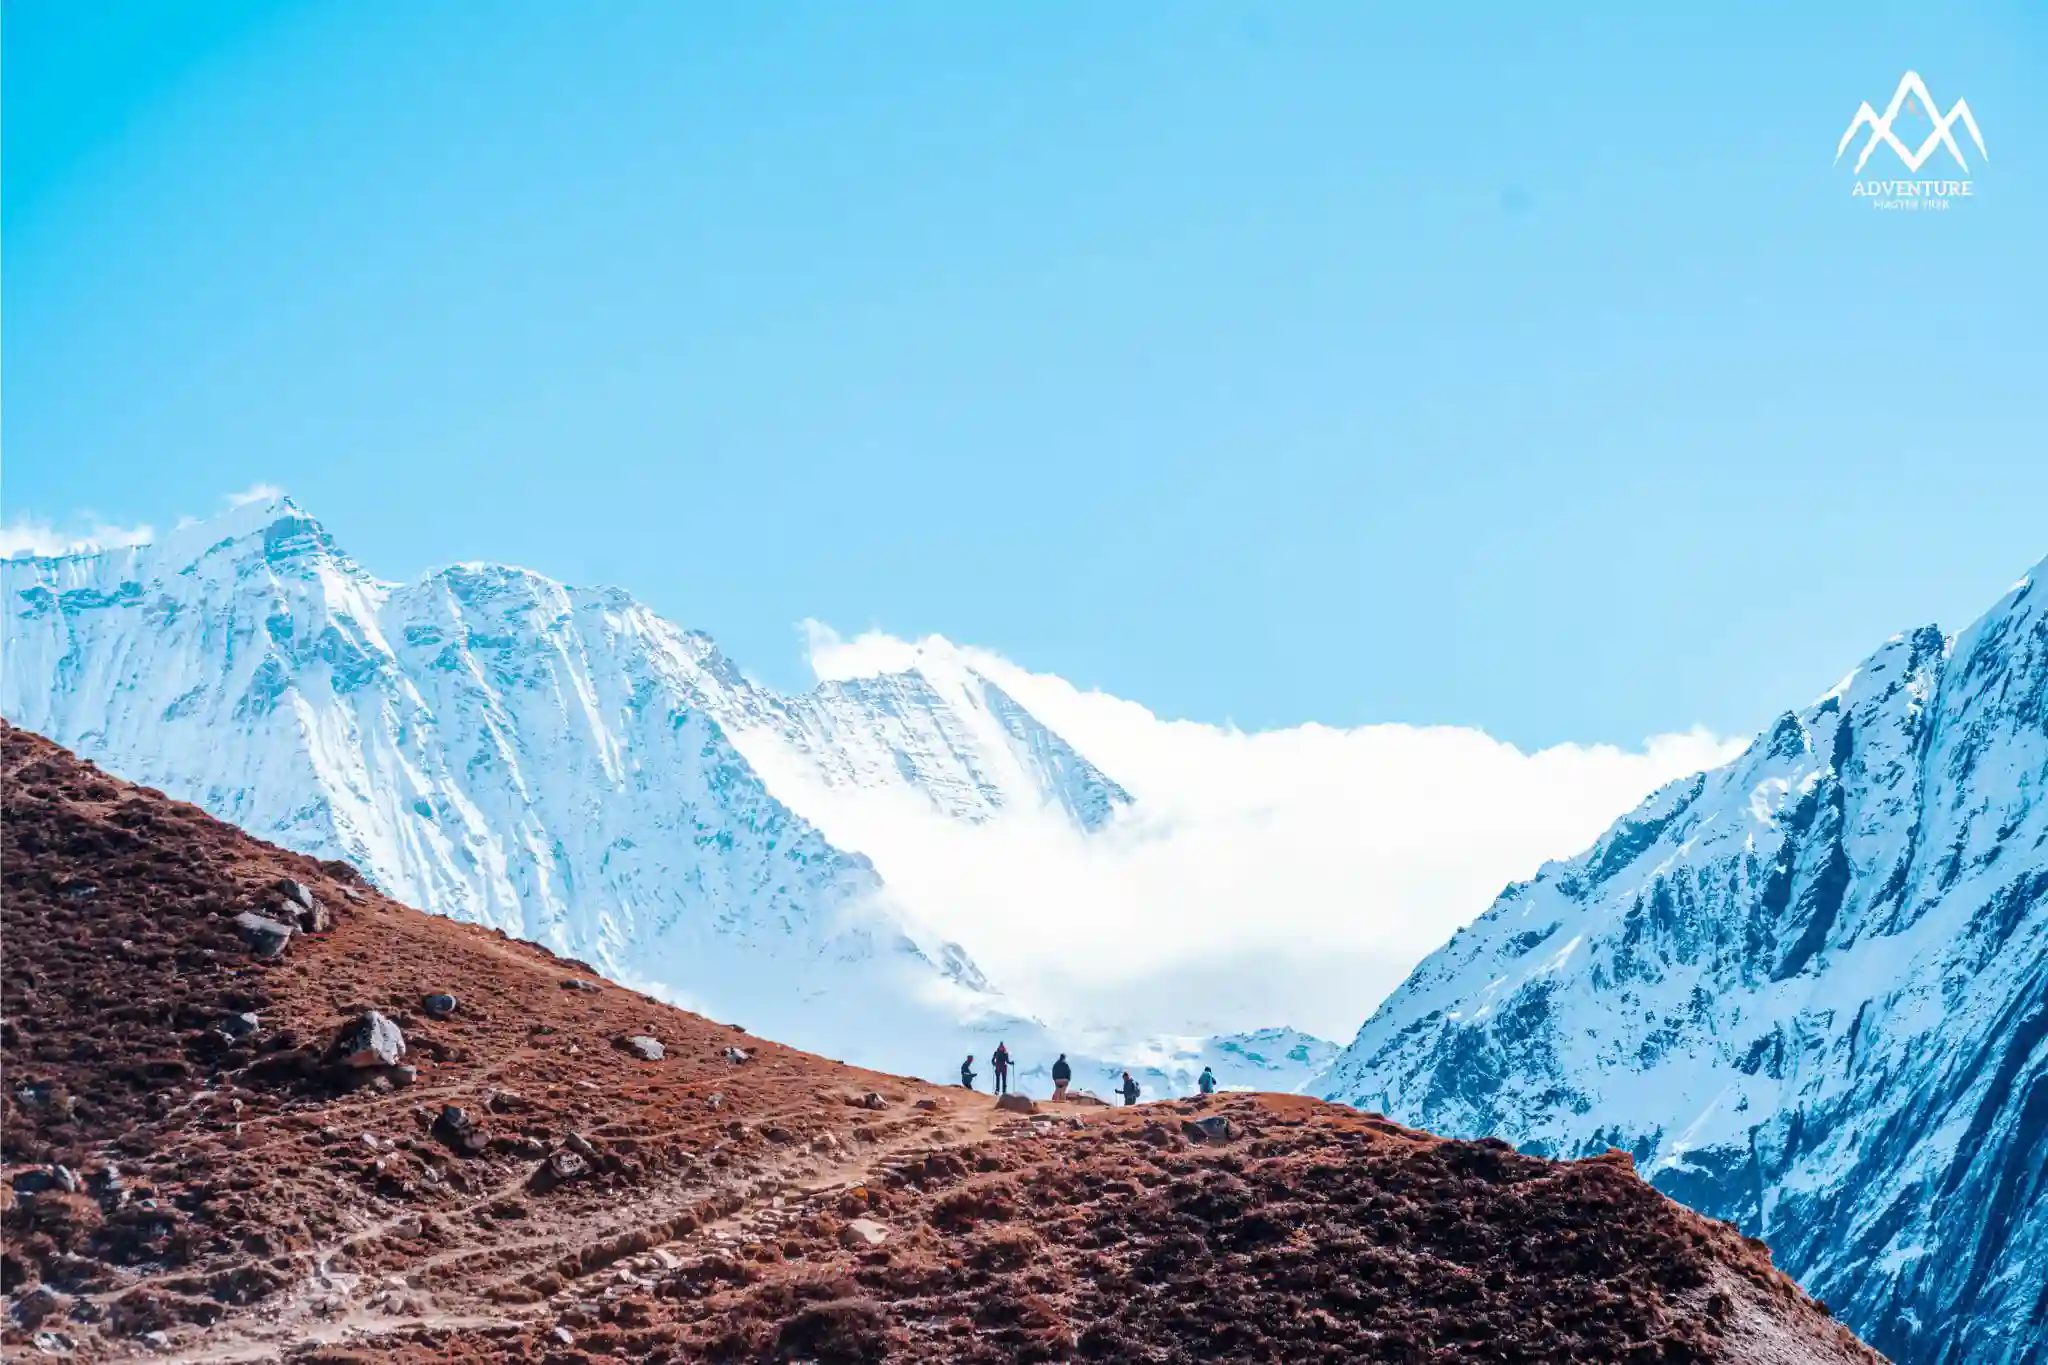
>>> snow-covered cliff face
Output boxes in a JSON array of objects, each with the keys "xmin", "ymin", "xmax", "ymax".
[
  {"xmin": 1319, "ymin": 559, "xmax": 2048, "ymax": 1365},
  {"xmin": 0, "ymin": 497, "xmax": 1314, "ymax": 1090},
  {"xmin": 713, "ymin": 656, "xmax": 1131, "ymax": 833},
  {"xmin": 603, "ymin": 619, "xmax": 1130, "ymax": 837}
]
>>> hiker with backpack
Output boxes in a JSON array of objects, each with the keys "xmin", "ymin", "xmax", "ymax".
[
  {"xmin": 1051, "ymin": 1053, "xmax": 1072, "ymax": 1101},
  {"xmin": 1119, "ymin": 1071, "xmax": 1140, "ymax": 1106},
  {"xmin": 991, "ymin": 1042, "xmax": 1012, "ymax": 1096},
  {"xmin": 1198, "ymin": 1066, "xmax": 1217, "ymax": 1096},
  {"xmin": 960, "ymin": 1055, "xmax": 976, "ymax": 1090}
]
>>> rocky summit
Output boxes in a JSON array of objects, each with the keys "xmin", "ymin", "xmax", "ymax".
[{"xmin": 1, "ymin": 723, "xmax": 1879, "ymax": 1362}]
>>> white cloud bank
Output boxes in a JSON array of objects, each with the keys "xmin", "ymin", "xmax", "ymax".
[
  {"xmin": 3, "ymin": 486, "xmax": 283, "ymax": 559},
  {"xmin": 800, "ymin": 626, "xmax": 1746, "ymax": 1044},
  {"xmin": 0, "ymin": 516, "xmax": 156, "ymax": 559},
  {"xmin": 225, "ymin": 483, "xmax": 285, "ymax": 508}
]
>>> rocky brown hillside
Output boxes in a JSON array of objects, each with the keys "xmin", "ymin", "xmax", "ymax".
[{"xmin": 1, "ymin": 723, "xmax": 1883, "ymax": 1363}]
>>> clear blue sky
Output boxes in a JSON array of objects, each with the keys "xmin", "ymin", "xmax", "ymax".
[{"xmin": 6, "ymin": 1, "xmax": 2044, "ymax": 749}]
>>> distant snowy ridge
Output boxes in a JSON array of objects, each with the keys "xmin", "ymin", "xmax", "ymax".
[
  {"xmin": 1318, "ymin": 556, "xmax": 2048, "ymax": 1365},
  {"xmin": 0, "ymin": 496, "xmax": 1314, "ymax": 1091}
]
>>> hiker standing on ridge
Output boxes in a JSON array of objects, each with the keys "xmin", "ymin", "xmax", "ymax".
[
  {"xmin": 1051, "ymin": 1053, "xmax": 1072, "ymax": 1101},
  {"xmin": 991, "ymin": 1042, "xmax": 1012, "ymax": 1096},
  {"xmin": 1198, "ymin": 1066, "xmax": 1217, "ymax": 1097},
  {"xmin": 1119, "ymin": 1071, "xmax": 1140, "ymax": 1106},
  {"xmin": 960, "ymin": 1055, "xmax": 976, "ymax": 1090}
]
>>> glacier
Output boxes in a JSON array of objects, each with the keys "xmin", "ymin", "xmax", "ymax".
[
  {"xmin": 0, "ymin": 495, "xmax": 1324, "ymax": 1096},
  {"xmin": 1317, "ymin": 556, "xmax": 2048, "ymax": 1365}
]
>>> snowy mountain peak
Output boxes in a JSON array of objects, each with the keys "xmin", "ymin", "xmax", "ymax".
[
  {"xmin": 0, "ymin": 500, "xmax": 1220, "ymax": 1088},
  {"xmin": 2, "ymin": 498, "xmax": 996, "ymax": 1058},
  {"xmin": 1318, "ymin": 555, "xmax": 2048, "ymax": 1365},
  {"xmin": 169, "ymin": 493, "xmax": 356, "ymax": 576}
]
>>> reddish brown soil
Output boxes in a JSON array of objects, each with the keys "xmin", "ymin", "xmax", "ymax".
[{"xmin": 1, "ymin": 723, "xmax": 1884, "ymax": 1364}]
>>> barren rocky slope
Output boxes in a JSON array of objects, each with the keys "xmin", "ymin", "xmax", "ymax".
[{"xmin": 2, "ymin": 724, "xmax": 1881, "ymax": 1363}]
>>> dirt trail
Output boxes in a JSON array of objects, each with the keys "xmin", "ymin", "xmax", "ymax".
[{"xmin": 2, "ymin": 723, "xmax": 1885, "ymax": 1364}]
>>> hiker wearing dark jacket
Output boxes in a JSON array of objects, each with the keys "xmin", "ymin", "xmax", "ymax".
[
  {"xmin": 1119, "ymin": 1071, "xmax": 1140, "ymax": 1106},
  {"xmin": 1051, "ymin": 1053, "xmax": 1073, "ymax": 1101},
  {"xmin": 991, "ymin": 1042, "xmax": 1012, "ymax": 1096},
  {"xmin": 960, "ymin": 1055, "xmax": 976, "ymax": 1090},
  {"xmin": 1198, "ymin": 1066, "xmax": 1217, "ymax": 1096}
]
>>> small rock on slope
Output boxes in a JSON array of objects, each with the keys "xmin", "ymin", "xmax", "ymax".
[{"xmin": 841, "ymin": 1218, "xmax": 889, "ymax": 1248}]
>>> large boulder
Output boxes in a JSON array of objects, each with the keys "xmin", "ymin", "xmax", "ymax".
[
  {"xmin": 995, "ymin": 1093, "xmax": 1038, "ymax": 1115},
  {"xmin": 332, "ymin": 1011, "xmax": 405, "ymax": 1069},
  {"xmin": 1181, "ymin": 1115, "xmax": 1234, "ymax": 1143},
  {"xmin": 232, "ymin": 912, "xmax": 294, "ymax": 960},
  {"xmin": 616, "ymin": 1035, "xmax": 664, "ymax": 1061},
  {"xmin": 421, "ymin": 993, "xmax": 458, "ymax": 1020}
]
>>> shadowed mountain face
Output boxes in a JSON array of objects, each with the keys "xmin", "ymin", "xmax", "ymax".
[
  {"xmin": 0, "ymin": 724, "xmax": 1880, "ymax": 1363},
  {"xmin": 1321, "ymin": 558, "xmax": 2048, "ymax": 1365}
]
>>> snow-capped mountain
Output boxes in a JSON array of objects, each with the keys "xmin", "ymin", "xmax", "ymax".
[
  {"xmin": 1318, "ymin": 558, "xmax": 2048, "ymax": 1365},
  {"xmin": 0, "ymin": 496, "xmax": 1312, "ymax": 1089},
  {"xmin": 710, "ymin": 648, "xmax": 1132, "ymax": 833},
  {"xmin": 0, "ymin": 498, "xmax": 1002, "ymax": 1066},
  {"xmin": 605, "ymin": 620, "xmax": 1130, "ymax": 836},
  {"xmin": 1075, "ymin": 1025, "xmax": 1338, "ymax": 1099}
]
